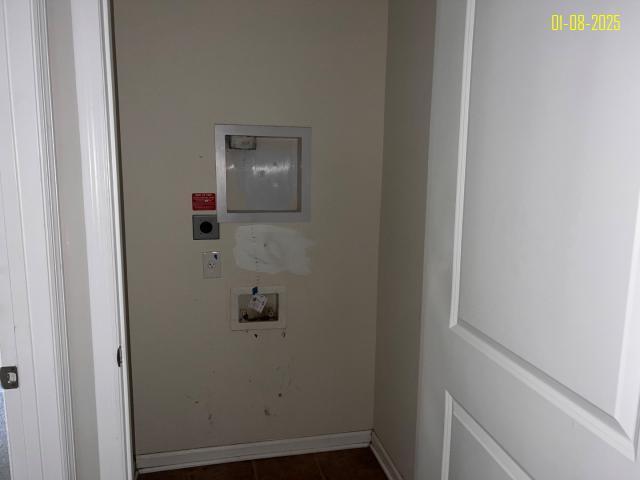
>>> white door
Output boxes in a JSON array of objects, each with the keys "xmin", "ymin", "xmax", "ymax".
[
  {"xmin": 0, "ymin": 1, "xmax": 75, "ymax": 479},
  {"xmin": 416, "ymin": 1, "xmax": 640, "ymax": 479},
  {"xmin": 0, "ymin": 5, "xmax": 37, "ymax": 478},
  {"xmin": 0, "ymin": 198, "xmax": 23, "ymax": 480},
  {"xmin": 0, "ymin": 188, "xmax": 31, "ymax": 480}
]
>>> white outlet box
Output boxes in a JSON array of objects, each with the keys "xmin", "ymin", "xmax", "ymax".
[{"xmin": 202, "ymin": 251, "xmax": 222, "ymax": 279}]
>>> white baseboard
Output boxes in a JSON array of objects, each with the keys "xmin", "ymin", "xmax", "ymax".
[
  {"xmin": 137, "ymin": 430, "xmax": 372, "ymax": 474},
  {"xmin": 371, "ymin": 432, "xmax": 403, "ymax": 480}
]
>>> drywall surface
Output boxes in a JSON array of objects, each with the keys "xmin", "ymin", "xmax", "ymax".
[
  {"xmin": 113, "ymin": 0, "xmax": 388, "ymax": 454},
  {"xmin": 46, "ymin": 0, "xmax": 100, "ymax": 477},
  {"xmin": 373, "ymin": 0, "xmax": 436, "ymax": 477},
  {"xmin": 234, "ymin": 226, "xmax": 314, "ymax": 276}
]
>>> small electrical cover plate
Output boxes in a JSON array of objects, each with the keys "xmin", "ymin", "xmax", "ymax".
[
  {"xmin": 202, "ymin": 251, "xmax": 222, "ymax": 279},
  {"xmin": 193, "ymin": 214, "xmax": 219, "ymax": 240}
]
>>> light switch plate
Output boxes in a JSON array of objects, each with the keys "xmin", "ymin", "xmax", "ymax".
[{"xmin": 202, "ymin": 251, "xmax": 222, "ymax": 279}]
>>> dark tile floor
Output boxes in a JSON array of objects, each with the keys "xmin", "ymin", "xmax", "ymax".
[{"xmin": 140, "ymin": 447, "xmax": 387, "ymax": 480}]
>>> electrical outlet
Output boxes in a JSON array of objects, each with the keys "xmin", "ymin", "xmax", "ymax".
[
  {"xmin": 202, "ymin": 251, "xmax": 222, "ymax": 279},
  {"xmin": 193, "ymin": 214, "xmax": 219, "ymax": 240}
]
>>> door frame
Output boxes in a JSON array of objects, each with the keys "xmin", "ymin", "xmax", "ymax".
[
  {"xmin": 67, "ymin": 0, "xmax": 134, "ymax": 478},
  {"xmin": 1, "ymin": 0, "xmax": 77, "ymax": 478}
]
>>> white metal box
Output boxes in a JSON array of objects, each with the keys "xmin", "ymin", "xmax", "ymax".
[{"xmin": 215, "ymin": 124, "xmax": 311, "ymax": 223}]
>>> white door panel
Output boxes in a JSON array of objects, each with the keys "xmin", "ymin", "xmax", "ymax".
[
  {"xmin": 446, "ymin": 393, "xmax": 530, "ymax": 480},
  {"xmin": 460, "ymin": 0, "xmax": 640, "ymax": 415},
  {"xmin": 449, "ymin": 420, "xmax": 514, "ymax": 480},
  {"xmin": 417, "ymin": 0, "xmax": 640, "ymax": 478}
]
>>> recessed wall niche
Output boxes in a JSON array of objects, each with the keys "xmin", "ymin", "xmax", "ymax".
[{"xmin": 215, "ymin": 124, "xmax": 311, "ymax": 223}]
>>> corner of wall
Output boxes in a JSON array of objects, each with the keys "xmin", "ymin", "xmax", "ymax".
[{"xmin": 373, "ymin": 0, "xmax": 437, "ymax": 478}]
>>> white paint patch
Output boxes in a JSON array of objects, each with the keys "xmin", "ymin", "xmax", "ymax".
[{"xmin": 234, "ymin": 225, "xmax": 314, "ymax": 275}]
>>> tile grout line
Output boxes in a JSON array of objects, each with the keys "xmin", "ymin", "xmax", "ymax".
[
  {"xmin": 251, "ymin": 459, "xmax": 259, "ymax": 480},
  {"xmin": 314, "ymin": 453, "xmax": 327, "ymax": 480}
]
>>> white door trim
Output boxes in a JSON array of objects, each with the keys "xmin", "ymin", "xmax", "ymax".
[
  {"xmin": 68, "ymin": 0, "xmax": 134, "ymax": 478},
  {"xmin": 1, "ymin": 0, "xmax": 76, "ymax": 478}
]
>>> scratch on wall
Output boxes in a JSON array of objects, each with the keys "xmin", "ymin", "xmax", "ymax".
[{"xmin": 233, "ymin": 225, "xmax": 314, "ymax": 275}]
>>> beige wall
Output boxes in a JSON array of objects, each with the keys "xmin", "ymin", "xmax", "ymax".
[
  {"xmin": 373, "ymin": 0, "xmax": 436, "ymax": 478},
  {"xmin": 113, "ymin": 0, "xmax": 388, "ymax": 454},
  {"xmin": 46, "ymin": 0, "xmax": 100, "ymax": 478}
]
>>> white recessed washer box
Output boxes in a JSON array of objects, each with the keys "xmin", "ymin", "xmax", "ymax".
[
  {"xmin": 230, "ymin": 286, "xmax": 287, "ymax": 331},
  {"xmin": 215, "ymin": 124, "xmax": 311, "ymax": 223}
]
